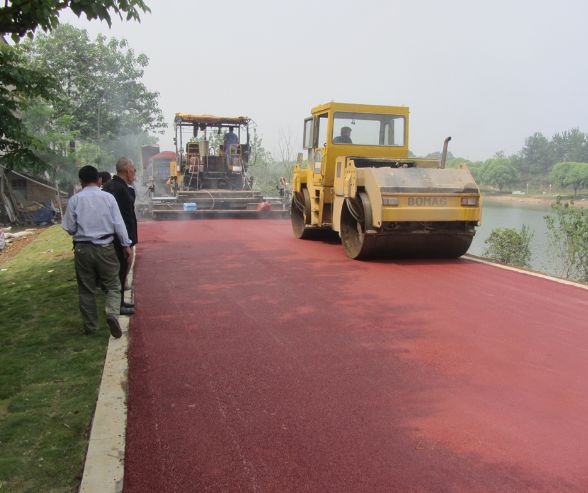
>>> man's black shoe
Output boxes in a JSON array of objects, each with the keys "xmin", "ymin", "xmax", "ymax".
[
  {"xmin": 106, "ymin": 315, "xmax": 123, "ymax": 338},
  {"xmin": 121, "ymin": 301, "xmax": 135, "ymax": 308},
  {"xmin": 120, "ymin": 306, "xmax": 135, "ymax": 316}
]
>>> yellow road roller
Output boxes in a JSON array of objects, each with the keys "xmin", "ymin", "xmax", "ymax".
[{"xmin": 291, "ymin": 102, "xmax": 481, "ymax": 259}]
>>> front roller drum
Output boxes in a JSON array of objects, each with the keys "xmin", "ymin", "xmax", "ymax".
[
  {"xmin": 340, "ymin": 193, "xmax": 475, "ymax": 259},
  {"xmin": 340, "ymin": 193, "xmax": 376, "ymax": 259}
]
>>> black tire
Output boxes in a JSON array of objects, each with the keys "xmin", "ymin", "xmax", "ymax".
[
  {"xmin": 291, "ymin": 188, "xmax": 312, "ymax": 239},
  {"xmin": 340, "ymin": 193, "xmax": 376, "ymax": 259}
]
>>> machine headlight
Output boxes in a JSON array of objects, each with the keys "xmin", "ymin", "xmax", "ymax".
[
  {"xmin": 382, "ymin": 197, "xmax": 399, "ymax": 206},
  {"xmin": 461, "ymin": 197, "xmax": 479, "ymax": 206}
]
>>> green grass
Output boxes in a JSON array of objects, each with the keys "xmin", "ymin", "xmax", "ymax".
[{"xmin": 0, "ymin": 226, "xmax": 110, "ymax": 492}]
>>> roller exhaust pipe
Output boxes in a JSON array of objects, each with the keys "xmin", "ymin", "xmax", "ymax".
[{"xmin": 440, "ymin": 136, "xmax": 452, "ymax": 169}]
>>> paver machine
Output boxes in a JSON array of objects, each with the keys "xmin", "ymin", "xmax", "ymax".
[
  {"xmin": 291, "ymin": 102, "xmax": 481, "ymax": 259},
  {"xmin": 150, "ymin": 113, "xmax": 286, "ymax": 218}
]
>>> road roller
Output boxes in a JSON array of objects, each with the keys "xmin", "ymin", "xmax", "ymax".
[{"xmin": 291, "ymin": 102, "xmax": 481, "ymax": 259}]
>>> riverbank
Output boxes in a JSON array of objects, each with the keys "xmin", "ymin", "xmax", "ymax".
[{"xmin": 482, "ymin": 193, "xmax": 588, "ymax": 208}]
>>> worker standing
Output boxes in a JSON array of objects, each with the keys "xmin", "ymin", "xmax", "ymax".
[
  {"xmin": 103, "ymin": 157, "xmax": 138, "ymax": 314},
  {"xmin": 223, "ymin": 127, "xmax": 239, "ymax": 167},
  {"xmin": 62, "ymin": 165, "xmax": 132, "ymax": 338}
]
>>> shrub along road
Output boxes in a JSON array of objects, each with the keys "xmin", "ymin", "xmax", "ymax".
[{"xmin": 125, "ymin": 219, "xmax": 588, "ymax": 492}]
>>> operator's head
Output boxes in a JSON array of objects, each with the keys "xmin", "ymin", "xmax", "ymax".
[
  {"xmin": 79, "ymin": 165, "xmax": 100, "ymax": 187},
  {"xmin": 229, "ymin": 126, "xmax": 234, "ymax": 133},
  {"xmin": 341, "ymin": 126, "xmax": 352, "ymax": 138},
  {"xmin": 116, "ymin": 157, "xmax": 137, "ymax": 185}
]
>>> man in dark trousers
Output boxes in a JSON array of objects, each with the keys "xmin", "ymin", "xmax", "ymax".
[
  {"xmin": 103, "ymin": 157, "xmax": 138, "ymax": 315},
  {"xmin": 61, "ymin": 165, "xmax": 132, "ymax": 338}
]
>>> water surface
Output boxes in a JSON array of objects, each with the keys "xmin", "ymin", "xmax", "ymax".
[{"xmin": 468, "ymin": 201, "xmax": 556, "ymax": 275}]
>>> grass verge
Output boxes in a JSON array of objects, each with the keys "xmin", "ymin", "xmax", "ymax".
[{"xmin": 0, "ymin": 226, "xmax": 110, "ymax": 492}]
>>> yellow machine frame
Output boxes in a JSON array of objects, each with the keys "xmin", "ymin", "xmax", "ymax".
[{"xmin": 291, "ymin": 102, "xmax": 481, "ymax": 258}]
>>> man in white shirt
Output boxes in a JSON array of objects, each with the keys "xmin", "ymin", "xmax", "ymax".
[{"xmin": 62, "ymin": 165, "xmax": 132, "ymax": 338}]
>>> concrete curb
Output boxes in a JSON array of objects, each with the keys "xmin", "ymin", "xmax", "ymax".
[
  {"xmin": 79, "ymin": 259, "xmax": 134, "ymax": 493},
  {"xmin": 465, "ymin": 254, "xmax": 588, "ymax": 290}
]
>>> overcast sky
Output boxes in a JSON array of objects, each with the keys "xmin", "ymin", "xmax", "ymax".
[{"xmin": 61, "ymin": 0, "xmax": 588, "ymax": 161}]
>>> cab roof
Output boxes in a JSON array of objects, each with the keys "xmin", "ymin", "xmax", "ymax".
[
  {"xmin": 174, "ymin": 114, "xmax": 251, "ymax": 126},
  {"xmin": 310, "ymin": 102, "xmax": 409, "ymax": 117}
]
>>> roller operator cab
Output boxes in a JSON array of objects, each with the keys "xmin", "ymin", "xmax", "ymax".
[{"xmin": 291, "ymin": 102, "xmax": 482, "ymax": 259}]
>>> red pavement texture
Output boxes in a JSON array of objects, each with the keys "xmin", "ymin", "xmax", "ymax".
[{"xmin": 124, "ymin": 219, "xmax": 588, "ymax": 493}]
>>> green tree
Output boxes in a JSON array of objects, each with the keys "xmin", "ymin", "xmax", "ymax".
[
  {"xmin": 545, "ymin": 198, "xmax": 588, "ymax": 282},
  {"xmin": 482, "ymin": 226, "xmax": 533, "ymax": 267},
  {"xmin": 0, "ymin": 0, "xmax": 149, "ymax": 41},
  {"xmin": 248, "ymin": 130, "xmax": 275, "ymax": 193},
  {"xmin": 551, "ymin": 129, "xmax": 588, "ymax": 164},
  {"xmin": 25, "ymin": 25, "xmax": 165, "ymax": 144},
  {"xmin": 20, "ymin": 99, "xmax": 78, "ymax": 183},
  {"xmin": 521, "ymin": 132, "xmax": 552, "ymax": 177},
  {"xmin": 0, "ymin": 43, "xmax": 58, "ymax": 171},
  {"xmin": 550, "ymin": 162, "xmax": 588, "ymax": 197},
  {"xmin": 0, "ymin": 1, "xmax": 150, "ymax": 174},
  {"xmin": 481, "ymin": 156, "xmax": 519, "ymax": 192}
]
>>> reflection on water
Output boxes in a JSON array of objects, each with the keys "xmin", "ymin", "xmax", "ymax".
[{"xmin": 468, "ymin": 201, "xmax": 556, "ymax": 275}]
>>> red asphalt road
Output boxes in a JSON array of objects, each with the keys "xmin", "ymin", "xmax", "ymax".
[{"xmin": 124, "ymin": 219, "xmax": 588, "ymax": 493}]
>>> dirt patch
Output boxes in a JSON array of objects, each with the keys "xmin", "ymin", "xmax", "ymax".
[{"xmin": 0, "ymin": 228, "xmax": 43, "ymax": 265}]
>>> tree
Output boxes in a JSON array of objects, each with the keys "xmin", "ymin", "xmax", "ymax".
[
  {"xmin": 425, "ymin": 151, "xmax": 455, "ymax": 160},
  {"xmin": 550, "ymin": 162, "xmax": 588, "ymax": 197},
  {"xmin": 277, "ymin": 129, "xmax": 295, "ymax": 179},
  {"xmin": 0, "ymin": 0, "xmax": 149, "ymax": 41},
  {"xmin": 545, "ymin": 198, "xmax": 588, "ymax": 282},
  {"xmin": 551, "ymin": 129, "xmax": 588, "ymax": 164},
  {"xmin": 248, "ymin": 130, "xmax": 278, "ymax": 194},
  {"xmin": 480, "ymin": 156, "xmax": 519, "ymax": 192},
  {"xmin": 20, "ymin": 99, "xmax": 78, "ymax": 183},
  {"xmin": 25, "ymin": 25, "xmax": 165, "ymax": 144},
  {"xmin": 0, "ymin": 1, "xmax": 150, "ymax": 174},
  {"xmin": 482, "ymin": 226, "xmax": 533, "ymax": 268},
  {"xmin": 0, "ymin": 42, "xmax": 58, "ymax": 171},
  {"xmin": 521, "ymin": 132, "xmax": 552, "ymax": 177}
]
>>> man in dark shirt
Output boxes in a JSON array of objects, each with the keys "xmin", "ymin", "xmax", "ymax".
[
  {"xmin": 103, "ymin": 157, "xmax": 138, "ymax": 314},
  {"xmin": 333, "ymin": 126, "xmax": 353, "ymax": 144}
]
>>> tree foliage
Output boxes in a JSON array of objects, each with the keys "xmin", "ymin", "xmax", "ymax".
[
  {"xmin": 521, "ymin": 132, "xmax": 552, "ymax": 176},
  {"xmin": 480, "ymin": 156, "xmax": 519, "ymax": 192},
  {"xmin": 482, "ymin": 226, "xmax": 533, "ymax": 267},
  {"xmin": 1, "ymin": 24, "xmax": 163, "ymax": 182},
  {"xmin": 545, "ymin": 198, "xmax": 588, "ymax": 282},
  {"xmin": 0, "ymin": 1, "xmax": 152, "ymax": 180},
  {"xmin": 24, "ymin": 24, "xmax": 165, "ymax": 143},
  {"xmin": 550, "ymin": 162, "xmax": 588, "ymax": 197},
  {"xmin": 551, "ymin": 129, "xmax": 588, "ymax": 164},
  {"xmin": 0, "ymin": 42, "xmax": 58, "ymax": 171},
  {"xmin": 0, "ymin": 0, "xmax": 149, "ymax": 41}
]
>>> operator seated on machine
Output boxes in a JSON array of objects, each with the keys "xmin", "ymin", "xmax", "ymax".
[
  {"xmin": 333, "ymin": 126, "xmax": 353, "ymax": 144},
  {"xmin": 223, "ymin": 127, "xmax": 239, "ymax": 165}
]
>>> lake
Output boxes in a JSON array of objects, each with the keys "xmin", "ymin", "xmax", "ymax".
[{"xmin": 468, "ymin": 200, "xmax": 557, "ymax": 275}]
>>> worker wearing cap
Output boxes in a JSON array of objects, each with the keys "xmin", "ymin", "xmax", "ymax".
[{"xmin": 62, "ymin": 165, "xmax": 132, "ymax": 338}]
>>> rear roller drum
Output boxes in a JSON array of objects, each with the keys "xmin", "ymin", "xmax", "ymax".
[{"xmin": 291, "ymin": 188, "xmax": 312, "ymax": 239}]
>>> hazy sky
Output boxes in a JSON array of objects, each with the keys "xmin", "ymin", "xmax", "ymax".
[{"xmin": 61, "ymin": 0, "xmax": 588, "ymax": 161}]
